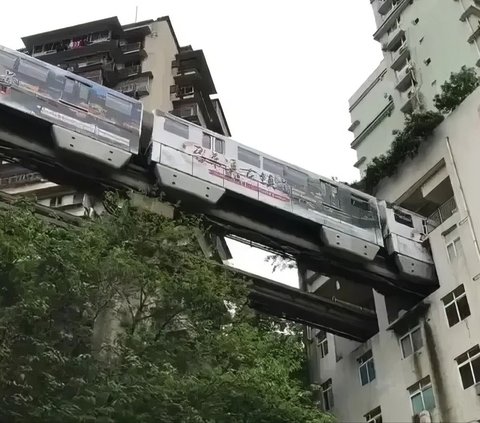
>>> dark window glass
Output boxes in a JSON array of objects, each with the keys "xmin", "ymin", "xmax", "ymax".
[
  {"xmin": 460, "ymin": 363, "xmax": 474, "ymax": 389},
  {"xmin": 18, "ymin": 59, "xmax": 49, "ymax": 82},
  {"xmin": 214, "ymin": 138, "xmax": 225, "ymax": 154},
  {"xmin": 445, "ymin": 303, "xmax": 460, "ymax": 327},
  {"xmin": 263, "ymin": 158, "xmax": 284, "ymax": 176},
  {"xmin": 285, "ymin": 166, "xmax": 308, "ymax": 188},
  {"xmin": 202, "ymin": 133, "xmax": 211, "ymax": 149},
  {"xmin": 351, "ymin": 195, "xmax": 370, "ymax": 211},
  {"xmin": 423, "ymin": 386, "xmax": 435, "ymax": 410},
  {"xmin": 458, "ymin": 295, "xmax": 471, "ymax": 321},
  {"xmin": 164, "ymin": 118, "xmax": 189, "ymax": 139},
  {"xmin": 394, "ymin": 209, "xmax": 414, "ymax": 228},
  {"xmin": 106, "ymin": 93, "xmax": 132, "ymax": 116},
  {"xmin": 238, "ymin": 147, "xmax": 261, "ymax": 168},
  {"xmin": 411, "ymin": 328, "xmax": 423, "ymax": 352},
  {"xmin": 401, "ymin": 336, "xmax": 413, "ymax": 358},
  {"xmin": 360, "ymin": 365, "xmax": 369, "ymax": 386}
]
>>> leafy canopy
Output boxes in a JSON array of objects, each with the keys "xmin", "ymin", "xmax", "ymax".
[
  {"xmin": 434, "ymin": 65, "xmax": 480, "ymax": 114},
  {"xmin": 0, "ymin": 196, "xmax": 331, "ymax": 423}
]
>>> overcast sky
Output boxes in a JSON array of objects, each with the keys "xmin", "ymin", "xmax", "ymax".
[{"xmin": 0, "ymin": 0, "xmax": 383, "ymax": 285}]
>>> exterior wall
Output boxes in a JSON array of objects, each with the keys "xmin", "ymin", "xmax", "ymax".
[
  {"xmin": 141, "ymin": 20, "xmax": 178, "ymax": 114},
  {"xmin": 314, "ymin": 87, "xmax": 480, "ymax": 422},
  {"xmin": 351, "ymin": 0, "xmax": 480, "ymax": 173}
]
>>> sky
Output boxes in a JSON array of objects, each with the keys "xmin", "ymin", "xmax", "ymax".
[{"xmin": 0, "ymin": 0, "xmax": 383, "ymax": 286}]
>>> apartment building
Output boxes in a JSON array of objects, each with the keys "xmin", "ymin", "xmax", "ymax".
[
  {"xmin": 305, "ymin": 1, "xmax": 480, "ymax": 422},
  {"xmin": 1, "ymin": 16, "xmax": 230, "ymax": 214},
  {"xmin": 349, "ymin": 0, "xmax": 480, "ymax": 176}
]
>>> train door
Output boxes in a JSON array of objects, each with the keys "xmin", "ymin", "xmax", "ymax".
[{"xmin": 60, "ymin": 76, "xmax": 90, "ymax": 111}]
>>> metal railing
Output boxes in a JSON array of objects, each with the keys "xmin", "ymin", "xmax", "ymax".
[{"xmin": 426, "ymin": 196, "xmax": 457, "ymax": 233}]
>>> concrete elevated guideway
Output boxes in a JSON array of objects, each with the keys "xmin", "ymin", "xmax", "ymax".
[{"xmin": 0, "ymin": 103, "xmax": 437, "ymax": 341}]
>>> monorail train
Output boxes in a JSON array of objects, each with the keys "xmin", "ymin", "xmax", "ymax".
[{"xmin": 0, "ymin": 44, "xmax": 435, "ymax": 283}]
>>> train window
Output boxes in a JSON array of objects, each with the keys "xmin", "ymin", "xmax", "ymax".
[
  {"xmin": 214, "ymin": 138, "xmax": 225, "ymax": 154},
  {"xmin": 106, "ymin": 93, "xmax": 133, "ymax": 116},
  {"xmin": 238, "ymin": 147, "xmax": 261, "ymax": 168},
  {"xmin": 285, "ymin": 166, "xmax": 308, "ymax": 188},
  {"xmin": 17, "ymin": 59, "xmax": 49, "ymax": 82},
  {"xmin": 263, "ymin": 157, "xmax": 284, "ymax": 176},
  {"xmin": 202, "ymin": 133, "xmax": 211, "ymax": 149},
  {"xmin": 351, "ymin": 195, "xmax": 370, "ymax": 211},
  {"xmin": 164, "ymin": 118, "xmax": 189, "ymax": 139},
  {"xmin": 0, "ymin": 50, "xmax": 17, "ymax": 68},
  {"xmin": 394, "ymin": 209, "xmax": 414, "ymax": 228}
]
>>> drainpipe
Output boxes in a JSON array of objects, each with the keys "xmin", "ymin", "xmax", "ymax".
[{"xmin": 445, "ymin": 136, "xmax": 480, "ymax": 278}]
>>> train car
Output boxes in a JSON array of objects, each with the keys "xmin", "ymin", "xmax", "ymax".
[
  {"xmin": 150, "ymin": 110, "xmax": 436, "ymax": 282},
  {"xmin": 151, "ymin": 110, "xmax": 385, "ymax": 259},
  {"xmin": 0, "ymin": 44, "xmax": 143, "ymax": 168}
]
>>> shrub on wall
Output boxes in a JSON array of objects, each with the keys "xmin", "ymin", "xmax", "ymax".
[
  {"xmin": 352, "ymin": 111, "xmax": 444, "ymax": 194},
  {"xmin": 434, "ymin": 65, "xmax": 480, "ymax": 114}
]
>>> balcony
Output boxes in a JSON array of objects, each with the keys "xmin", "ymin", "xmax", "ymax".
[
  {"xmin": 384, "ymin": 27, "xmax": 405, "ymax": 51},
  {"xmin": 460, "ymin": 5, "xmax": 480, "ymax": 22},
  {"xmin": 77, "ymin": 69, "xmax": 103, "ymax": 84},
  {"xmin": 426, "ymin": 197, "xmax": 457, "ymax": 233},
  {"xmin": 400, "ymin": 88, "xmax": 416, "ymax": 113},
  {"xmin": 378, "ymin": 0, "xmax": 401, "ymax": 16},
  {"xmin": 391, "ymin": 44, "xmax": 409, "ymax": 70},
  {"xmin": 114, "ymin": 75, "xmax": 150, "ymax": 98},
  {"xmin": 373, "ymin": 0, "xmax": 410, "ymax": 41},
  {"xmin": 395, "ymin": 64, "xmax": 414, "ymax": 92}
]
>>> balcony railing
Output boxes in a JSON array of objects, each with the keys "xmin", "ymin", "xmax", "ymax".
[{"xmin": 426, "ymin": 197, "xmax": 457, "ymax": 233}]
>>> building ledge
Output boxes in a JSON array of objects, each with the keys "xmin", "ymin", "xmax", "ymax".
[
  {"xmin": 349, "ymin": 68, "xmax": 388, "ymax": 112},
  {"xmin": 373, "ymin": 0, "xmax": 412, "ymax": 41},
  {"xmin": 468, "ymin": 25, "xmax": 480, "ymax": 44},
  {"xmin": 460, "ymin": 5, "xmax": 480, "ymax": 21},
  {"xmin": 387, "ymin": 301, "xmax": 430, "ymax": 333},
  {"xmin": 395, "ymin": 67, "xmax": 414, "ymax": 91},
  {"xmin": 351, "ymin": 101, "xmax": 394, "ymax": 149},
  {"xmin": 384, "ymin": 28, "xmax": 405, "ymax": 51}
]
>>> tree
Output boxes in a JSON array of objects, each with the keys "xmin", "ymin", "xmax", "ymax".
[
  {"xmin": 434, "ymin": 65, "xmax": 480, "ymax": 114},
  {"xmin": 0, "ymin": 196, "xmax": 332, "ymax": 423}
]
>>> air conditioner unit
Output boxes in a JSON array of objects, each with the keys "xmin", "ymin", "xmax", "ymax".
[{"xmin": 418, "ymin": 410, "xmax": 431, "ymax": 423}]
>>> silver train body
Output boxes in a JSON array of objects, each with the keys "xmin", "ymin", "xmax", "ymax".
[{"xmin": 0, "ymin": 44, "xmax": 435, "ymax": 283}]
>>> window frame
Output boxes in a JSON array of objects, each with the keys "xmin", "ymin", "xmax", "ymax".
[
  {"xmin": 316, "ymin": 331, "xmax": 328, "ymax": 359},
  {"xmin": 399, "ymin": 325, "xmax": 423, "ymax": 358},
  {"xmin": 408, "ymin": 376, "xmax": 435, "ymax": 416},
  {"xmin": 446, "ymin": 237, "xmax": 463, "ymax": 262},
  {"xmin": 321, "ymin": 379, "xmax": 334, "ymax": 411},
  {"xmin": 358, "ymin": 350, "xmax": 376, "ymax": 386},
  {"xmin": 238, "ymin": 146, "xmax": 261, "ymax": 168},
  {"xmin": 442, "ymin": 284, "xmax": 471, "ymax": 327},
  {"xmin": 456, "ymin": 345, "xmax": 480, "ymax": 389},
  {"xmin": 365, "ymin": 406, "xmax": 382, "ymax": 423}
]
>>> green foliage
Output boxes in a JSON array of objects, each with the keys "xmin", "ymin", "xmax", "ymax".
[
  {"xmin": 434, "ymin": 65, "xmax": 480, "ymax": 114},
  {"xmin": 0, "ymin": 197, "xmax": 331, "ymax": 423},
  {"xmin": 352, "ymin": 111, "xmax": 444, "ymax": 194}
]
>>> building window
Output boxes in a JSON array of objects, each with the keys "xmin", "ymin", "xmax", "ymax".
[
  {"xmin": 164, "ymin": 118, "xmax": 189, "ymax": 139},
  {"xmin": 214, "ymin": 137, "xmax": 225, "ymax": 155},
  {"xmin": 456, "ymin": 345, "xmax": 480, "ymax": 389},
  {"xmin": 442, "ymin": 284, "xmax": 471, "ymax": 327},
  {"xmin": 202, "ymin": 133, "xmax": 211, "ymax": 149},
  {"xmin": 446, "ymin": 237, "xmax": 463, "ymax": 262},
  {"xmin": 316, "ymin": 331, "xmax": 328, "ymax": 358},
  {"xmin": 400, "ymin": 325, "xmax": 423, "ymax": 358},
  {"xmin": 408, "ymin": 376, "xmax": 436, "ymax": 415},
  {"xmin": 321, "ymin": 379, "xmax": 333, "ymax": 411},
  {"xmin": 358, "ymin": 350, "xmax": 376, "ymax": 386},
  {"xmin": 365, "ymin": 406, "xmax": 382, "ymax": 423}
]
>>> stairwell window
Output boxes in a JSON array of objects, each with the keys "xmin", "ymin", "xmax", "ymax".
[
  {"xmin": 321, "ymin": 379, "xmax": 334, "ymax": 411},
  {"xmin": 358, "ymin": 350, "xmax": 376, "ymax": 386},
  {"xmin": 408, "ymin": 376, "xmax": 436, "ymax": 416},
  {"xmin": 316, "ymin": 330, "xmax": 328, "ymax": 358},
  {"xmin": 400, "ymin": 325, "xmax": 423, "ymax": 358},
  {"xmin": 456, "ymin": 345, "xmax": 480, "ymax": 389},
  {"xmin": 442, "ymin": 284, "xmax": 471, "ymax": 327}
]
